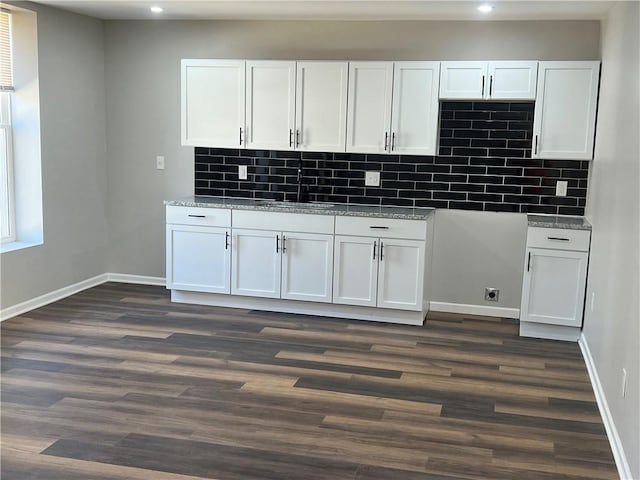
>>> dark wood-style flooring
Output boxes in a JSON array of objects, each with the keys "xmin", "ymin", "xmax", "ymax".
[{"xmin": 1, "ymin": 283, "xmax": 617, "ymax": 480}]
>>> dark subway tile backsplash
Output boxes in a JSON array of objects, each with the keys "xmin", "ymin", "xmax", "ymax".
[{"xmin": 194, "ymin": 101, "xmax": 588, "ymax": 215}]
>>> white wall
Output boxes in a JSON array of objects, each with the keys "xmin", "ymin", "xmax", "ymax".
[
  {"xmin": 583, "ymin": 2, "xmax": 640, "ymax": 477},
  {"xmin": 104, "ymin": 19, "xmax": 599, "ymax": 310},
  {"xmin": 0, "ymin": 2, "xmax": 109, "ymax": 309}
]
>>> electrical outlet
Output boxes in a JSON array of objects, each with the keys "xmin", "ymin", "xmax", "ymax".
[
  {"xmin": 484, "ymin": 287, "xmax": 500, "ymax": 302},
  {"xmin": 156, "ymin": 155, "xmax": 165, "ymax": 170},
  {"xmin": 365, "ymin": 171, "xmax": 381, "ymax": 187},
  {"xmin": 238, "ymin": 165, "xmax": 248, "ymax": 180},
  {"xmin": 556, "ymin": 180, "xmax": 568, "ymax": 197},
  {"xmin": 622, "ymin": 368, "xmax": 627, "ymax": 398}
]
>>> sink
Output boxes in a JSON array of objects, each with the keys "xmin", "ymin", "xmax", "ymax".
[{"xmin": 259, "ymin": 201, "xmax": 335, "ymax": 209}]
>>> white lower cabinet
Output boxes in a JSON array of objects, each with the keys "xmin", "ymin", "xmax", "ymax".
[
  {"xmin": 377, "ymin": 238, "xmax": 425, "ymax": 311},
  {"xmin": 231, "ymin": 228, "xmax": 334, "ymax": 303},
  {"xmin": 333, "ymin": 236, "xmax": 379, "ymax": 307},
  {"xmin": 333, "ymin": 235, "xmax": 425, "ymax": 312},
  {"xmin": 167, "ymin": 206, "xmax": 432, "ymax": 324},
  {"xmin": 231, "ymin": 229, "xmax": 281, "ymax": 298},
  {"xmin": 281, "ymin": 232, "xmax": 334, "ymax": 303},
  {"xmin": 519, "ymin": 226, "xmax": 591, "ymax": 341},
  {"xmin": 166, "ymin": 225, "xmax": 231, "ymax": 294}
]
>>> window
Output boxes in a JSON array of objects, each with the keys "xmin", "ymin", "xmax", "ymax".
[{"xmin": 0, "ymin": 10, "xmax": 14, "ymax": 243}]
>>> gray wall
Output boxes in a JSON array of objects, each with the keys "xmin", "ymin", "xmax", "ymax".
[
  {"xmin": 104, "ymin": 19, "xmax": 600, "ymax": 310},
  {"xmin": 584, "ymin": 2, "xmax": 640, "ymax": 477},
  {"xmin": 0, "ymin": 3, "xmax": 109, "ymax": 308}
]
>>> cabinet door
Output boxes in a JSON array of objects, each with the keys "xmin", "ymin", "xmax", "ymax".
[
  {"xmin": 281, "ymin": 232, "xmax": 334, "ymax": 303},
  {"xmin": 377, "ymin": 238, "xmax": 425, "ymax": 311},
  {"xmin": 533, "ymin": 61, "xmax": 600, "ymax": 160},
  {"xmin": 333, "ymin": 235, "xmax": 378, "ymax": 307},
  {"xmin": 245, "ymin": 61, "xmax": 296, "ymax": 151},
  {"xmin": 231, "ymin": 229, "xmax": 281, "ymax": 298},
  {"xmin": 166, "ymin": 225, "xmax": 230, "ymax": 294},
  {"xmin": 346, "ymin": 62, "xmax": 394, "ymax": 154},
  {"xmin": 295, "ymin": 61, "xmax": 348, "ymax": 152},
  {"xmin": 487, "ymin": 61, "xmax": 538, "ymax": 100},
  {"xmin": 181, "ymin": 59, "xmax": 246, "ymax": 148},
  {"xmin": 521, "ymin": 248, "xmax": 588, "ymax": 327},
  {"xmin": 390, "ymin": 62, "xmax": 440, "ymax": 156},
  {"xmin": 439, "ymin": 61, "xmax": 487, "ymax": 99}
]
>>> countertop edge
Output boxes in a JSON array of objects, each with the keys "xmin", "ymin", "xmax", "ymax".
[{"xmin": 165, "ymin": 198, "xmax": 435, "ymax": 220}]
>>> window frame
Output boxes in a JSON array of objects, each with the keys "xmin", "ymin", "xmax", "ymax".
[{"xmin": 0, "ymin": 90, "xmax": 15, "ymax": 244}]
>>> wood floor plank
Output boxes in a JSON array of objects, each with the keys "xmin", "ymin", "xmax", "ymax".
[{"xmin": 1, "ymin": 282, "xmax": 617, "ymax": 480}]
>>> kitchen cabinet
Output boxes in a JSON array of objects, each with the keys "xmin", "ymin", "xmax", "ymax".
[
  {"xmin": 231, "ymin": 210, "xmax": 335, "ymax": 302},
  {"xmin": 166, "ymin": 207, "xmax": 231, "ymax": 294},
  {"xmin": 281, "ymin": 232, "xmax": 334, "ymax": 303},
  {"xmin": 346, "ymin": 62, "xmax": 394, "ymax": 154},
  {"xmin": 231, "ymin": 228, "xmax": 282, "ymax": 298},
  {"xmin": 333, "ymin": 216, "xmax": 427, "ymax": 312},
  {"xmin": 333, "ymin": 235, "xmax": 379, "ymax": 307},
  {"xmin": 532, "ymin": 61, "xmax": 600, "ymax": 160},
  {"xmin": 181, "ymin": 59, "xmax": 246, "ymax": 148},
  {"xmin": 439, "ymin": 61, "xmax": 537, "ymax": 100},
  {"xmin": 295, "ymin": 61, "xmax": 348, "ymax": 152},
  {"xmin": 166, "ymin": 204, "xmax": 433, "ymax": 325},
  {"xmin": 390, "ymin": 62, "xmax": 441, "ymax": 155},
  {"xmin": 520, "ymin": 226, "xmax": 591, "ymax": 341},
  {"xmin": 346, "ymin": 61, "xmax": 440, "ymax": 155},
  {"xmin": 245, "ymin": 61, "xmax": 297, "ymax": 151}
]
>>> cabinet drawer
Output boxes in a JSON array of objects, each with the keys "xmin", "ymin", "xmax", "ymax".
[
  {"xmin": 527, "ymin": 227, "xmax": 590, "ymax": 252},
  {"xmin": 166, "ymin": 206, "xmax": 231, "ymax": 227},
  {"xmin": 232, "ymin": 210, "xmax": 334, "ymax": 234},
  {"xmin": 335, "ymin": 215, "xmax": 426, "ymax": 240}
]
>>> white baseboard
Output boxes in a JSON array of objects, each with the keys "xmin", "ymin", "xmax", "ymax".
[
  {"xmin": 429, "ymin": 301, "xmax": 519, "ymax": 319},
  {"xmin": 579, "ymin": 333, "xmax": 632, "ymax": 480},
  {"xmin": 0, "ymin": 272, "xmax": 166, "ymax": 321},
  {"xmin": 106, "ymin": 273, "xmax": 166, "ymax": 286},
  {"xmin": 0, "ymin": 273, "xmax": 109, "ymax": 321}
]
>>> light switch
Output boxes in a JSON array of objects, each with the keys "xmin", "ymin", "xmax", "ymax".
[
  {"xmin": 238, "ymin": 165, "xmax": 248, "ymax": 180},
  {"xmin": 156, "ymin": 155, "xmax": 165, "ymax": 170},
  {"xmin": 365, "ymin": 171, "xmax": 381, "ymax": 187},
  {"xmin": 555, "ymin": 180, "xmax": 568, "ymax": 197}
]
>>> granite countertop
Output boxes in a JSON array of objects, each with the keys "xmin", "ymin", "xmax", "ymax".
[
  {"xmin": 165, "ymin": 196, "xmax": 435, "ymax": 220},
  {"xmin": 527, "ymin": 214, "xmax": 592, "ymax": 231}
]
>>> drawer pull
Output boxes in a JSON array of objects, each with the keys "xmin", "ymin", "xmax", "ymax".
[
  {"xmin": 275, "ymin": 235, "xmax": 280, "ymax": 253},
  {"xmin": 369, "ymin": 226, "xmax": 389, "ymax": 230},
  {"xmin": 372, "ymin": 241, "xmax": 377, "ymax": 260},
  {"xmin": 527, "ymin": 251, "xmax": 531, "ymax": 272},
  {"xmin": 225, "ymin": 231, "xmax": 230, "ymax": 250},
  {"xmin": 282, "ymin": 235, "xmax": 287, "ymax": 254},
  {"xmin": 188, "ymin": 214, "xmax": 206, "ymax": 218},
  {"xmin": 380, "ymin": 241, "xmax": 385, "ymax": 259},
  {"xmin": 547, "ymin": 236, "xmax": 570, "ymax": 242}
]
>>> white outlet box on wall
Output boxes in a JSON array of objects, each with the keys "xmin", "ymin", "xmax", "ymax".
[{"xmin": 365, "ymin": 171, "xmax": 380, "ymax": 187}]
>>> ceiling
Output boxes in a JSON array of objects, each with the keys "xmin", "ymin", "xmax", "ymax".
[{"xmin": 32, "ymin": 1, "xmax": 613, "ymax": 21}]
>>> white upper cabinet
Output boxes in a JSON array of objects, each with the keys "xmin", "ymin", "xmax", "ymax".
[
  {"xmin": 533, "ymin": 61, "xmax": 600, "ymax": 160},
  {"xmin": 390, "ymin": 62, "xmax": 440, "ymax": 156},
  {"xmin": 346, "ymin": 62, "xmax": 394, "ymax": 154},
  {"xmin": 245, "ymin": 61, "xmax": 296, "ymax": 151},
  {"xmin": 181, "ymin": 59, "xmax": 246, "ymax": 148},
  {"xmin": 488, "ymin": 61, "xmax": 538, "ymax": 100},
  {"xmin": 440, "ymin": 61, "xmax": 537, "ymax": 100},
  {"xmin": 439, "ymin": 61, "xmax": 487, "ymax": 99},
  {"xmin": 295, "ymin": 61, "xmax": 348, "ymax": 152}
]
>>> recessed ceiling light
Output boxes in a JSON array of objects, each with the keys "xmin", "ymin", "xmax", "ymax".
[
  {"xmin": 150, "ymin": 6, "xmax": 163, "ymax": 14},
  {"xmin": 477, "ymin": 4, "xmax": 494, "ymax": 13}
]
